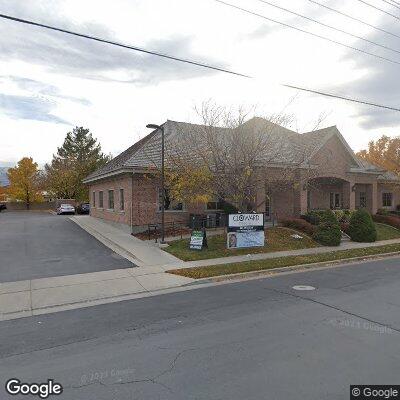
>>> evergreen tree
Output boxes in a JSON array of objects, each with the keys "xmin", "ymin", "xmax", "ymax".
[
  {"xmin": 313, "ymin": 209, "xmax": 342, "ymax": 246},
  {"xmin": 45, "ymin": 127, "xmax": 110, "ymax": 201},
  {"xmin": 348, "ymin": 208, "xmax": 377, "ymax": 242}
]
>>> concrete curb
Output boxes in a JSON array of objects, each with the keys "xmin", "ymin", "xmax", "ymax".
[{"xmin": 181, "ymin": 251, "xmax": 400, "ymax": 285}]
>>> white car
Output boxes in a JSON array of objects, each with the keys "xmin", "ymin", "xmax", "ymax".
[{"xmin": 56, "ymin": 204, "xmax": 76, "ymax": 215}]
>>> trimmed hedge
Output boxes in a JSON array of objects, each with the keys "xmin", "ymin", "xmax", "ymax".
[
  {"xmin": 313, "ymin": 210, "xmax": 342, "ymax": 246},
  {"xmin": 348, "ymin": 209, "xmax": 377, "ymax": 242},
  {"xmin": 372, "ymin": 214, "xmax": 400, "ymax": 230},
  {"xmin": 280, "ymin": 218, "xmax": 316, "ymax": 236}
]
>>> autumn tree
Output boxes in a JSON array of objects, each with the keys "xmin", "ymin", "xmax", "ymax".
[
  {"xmin": 7, "ymin": 157, "xmax": 43, "ymax": 209},
  {"xmin": 357, "ymin": 135, "xmax": 400, "ymax": 176},
  {"xmin": 157, "ymin": 102, "xmax": 318, "ymax": 212},
  {"xmin": 45, "ymin": 127, "xmax": 110, "ymax": 201}
]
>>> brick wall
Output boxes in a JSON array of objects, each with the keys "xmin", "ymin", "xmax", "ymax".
[{"xmin": 89, "ymin": 173, "xmax": 197, "ymax": 227}]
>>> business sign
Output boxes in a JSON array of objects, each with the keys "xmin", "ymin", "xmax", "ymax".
[
  {"xmin": 227, "ymin": 213, "xmax": 265, "ymax": 249},
  {"xmin": 189, "ymin": 229, "xmax": 207, "ymax": 250}
]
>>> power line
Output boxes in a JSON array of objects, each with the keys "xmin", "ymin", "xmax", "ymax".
[
  {"xmin": 0, "ymin": 13, "xmax": 251, "ymax": 79},
  {"xmin": 0, "ymin": 12, "xmax": 399, "ymax": 113},
  {"xmin": 305, "ymin": 0, "xmax": 400, "ymax": 40},
  {"xmin": 378, "ymin": 0, "xmax": 400, "ymax": 11},
  {"xmin": 282, "ymin": 84, "xmax": 400, "ymax": 112},
  {"xmin": 215, "ymin": 0, "xmax": 400, "ymax": 66},
  {"xmin": 254, "ymin": 0, "xmax": 400, "ymax": 56},
  {"xmin": 354, "ymin": 0, "xmax": 400, "ymax": 21}
]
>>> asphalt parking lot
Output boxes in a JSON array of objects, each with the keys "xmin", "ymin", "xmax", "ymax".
[{"xmin": 0, "ymin": 211, "xmax": 134, "ymax": 282}]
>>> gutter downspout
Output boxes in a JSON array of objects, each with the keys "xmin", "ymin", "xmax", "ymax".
[{"xmin": 130, "ymin": 172, "xmax": 134, "ymax": 235}]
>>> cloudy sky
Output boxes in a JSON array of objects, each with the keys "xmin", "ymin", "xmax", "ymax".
[{"xmin": 0, "ymin": 0, "xmax": 399, "ymax": 165}]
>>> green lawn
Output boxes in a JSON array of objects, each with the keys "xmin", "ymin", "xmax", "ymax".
[
  {"xmin": 169, "ymin": 243, "xmax": 400, "ymax": 279},
  {"xmin": 164, "ymin": 227, "xmax": 318, "ymax": 261},
  {"xmin": 375, "ymin": 223, "xmax": 400, "ymax": 241}
]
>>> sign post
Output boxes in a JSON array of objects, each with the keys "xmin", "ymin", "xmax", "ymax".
[{"xmin": 227, "ymin": 213, "xmax": 265, "ymax": 249}]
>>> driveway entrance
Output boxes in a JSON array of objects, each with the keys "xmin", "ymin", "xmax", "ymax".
[{"xmin": 0, "ymin": 212, "xmax": 135, "ymax": 282}]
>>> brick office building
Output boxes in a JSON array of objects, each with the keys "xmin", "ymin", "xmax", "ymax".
[{"xmin": 83, "ymin": 118, "xmax": 400, "ymax": 231}]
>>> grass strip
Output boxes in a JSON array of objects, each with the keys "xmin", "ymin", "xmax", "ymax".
[
  {"xmin": 169, "ymin": 243, "xmax": 400, "ymax": 279},
  {"xmin": 164, "ymin": 227, "xmax": 318, "ymax": 261}
]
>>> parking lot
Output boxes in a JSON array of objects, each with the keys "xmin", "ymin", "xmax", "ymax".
[{"xmin": 0, "ymin": 211, "xmax": 134, "ymax": 282}]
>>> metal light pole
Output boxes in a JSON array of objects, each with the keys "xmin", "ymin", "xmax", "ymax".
[{"xmin": 146, "ymin": 123, "xmax": 165, "ymax": 244}]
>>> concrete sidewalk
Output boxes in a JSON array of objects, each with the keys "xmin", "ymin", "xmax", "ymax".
[
  {"xmin": 0, "ymin": 266, "xmax": 194, "ymax": 321},
  {"xmin": 70, "ymin": 215, "xmax": 184, "ymax": 268}
]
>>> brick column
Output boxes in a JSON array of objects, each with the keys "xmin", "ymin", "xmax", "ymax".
[
  {"xmin": 343, "ymin": 180, "xmax": 355, "ymax": 210},
  {"xmin": 256, "ymin": 182, "xmax": 266, "ymax": 213},
  {"xmin": 371, "ymin": 182, "xmax": 378, "ymax": 214}
]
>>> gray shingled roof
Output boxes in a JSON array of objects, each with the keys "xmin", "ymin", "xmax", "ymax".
[{"xmin": 84, "ymin": 117, "xmax": 396, "ymax": 182}]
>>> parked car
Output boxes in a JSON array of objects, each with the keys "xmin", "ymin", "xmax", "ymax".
[
  {"xmin": 56, "ymin": 204, "xmax": 75, "ymax": 215},
  {"xmin": 76, "ymin": 203, "xmax": 90, "ymax": 214},
  {"xmin": 0, "ymin": 203, "xmax": 6, "ymax": 212}
]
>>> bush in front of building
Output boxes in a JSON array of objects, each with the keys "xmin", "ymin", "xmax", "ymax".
[
  {"xmin": 313, "ymin": 210, "xmax": 342, "ymax": 246},
  {"xmin": 280, "ymin": 218, "xmax": 316, "ymax": 237},
  {"xmin": 304, "ymin": 209, "xmax": 353, "ymax": 226},
  {"xmin": 372, "ymin": 214, "xmax": 400, "ymax": 230},
  {"xmin": 348, "ymin": 209, "xmax": 377, "ymax": 242}
]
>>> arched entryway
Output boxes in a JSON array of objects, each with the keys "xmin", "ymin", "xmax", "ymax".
[{"xmin": 307, "ymin": 177, "xmax": 352, "ymax": 211}]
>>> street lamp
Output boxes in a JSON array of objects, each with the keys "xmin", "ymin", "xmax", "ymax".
[{"xmin": 146, "ymin": 123, "xmax": 165, "ymax": 244}]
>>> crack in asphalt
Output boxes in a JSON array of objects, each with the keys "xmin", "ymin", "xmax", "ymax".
[{"xmin": 68, "ymin": 348, "xmax": 195, "ymax": 394}]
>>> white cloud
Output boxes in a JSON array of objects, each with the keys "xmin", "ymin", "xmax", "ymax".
[{"xmin": 0, "ymin": 0, "xmax": 399, "ymax": 166}]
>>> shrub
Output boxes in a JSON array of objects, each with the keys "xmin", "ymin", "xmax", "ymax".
[
  {"xmin": 305, "ymin": 209, "xmax": 353, "ymax": 225},
  {"xmin": 304, "ymin": 210, "xmax": 326, "ymax": 225},
  {"xmin": 348, "ymin": 209, "xmax": 377, "ymax": 242},
  {"xmin": 280, "ymin": 218, "xmax": 316, "ymax": 236},
  {"xmin": 312, "ymin": 210, "xmax": 342, "ymax": 246},
  {"xmin": 373, "ymin": 214, "xmax": 400, "ymax": 230}
]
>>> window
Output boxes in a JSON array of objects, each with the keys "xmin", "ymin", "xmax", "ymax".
[
  {"xmin": 99, "ymin": 191, "xmax": 104, "ymax": 208},
  {"xmin": 119, "ymin": 188, "xmax": 124, "ymax": 211},
  {"xmin": 382, "ymin": 192, "xmax": 393, "ymax": 207},
  {"xmin": 108, "ymin": 190, "xmax": 114, "ymax": 210},
  {"xmin": 158, "ymin": 188, "xmax": 183, "ymax": 211},
  {"xmin": 206, "ymin": 199, "xmax": 223, "ymax": 211},
  {"xmin": 359, "ymin": 192, "xmax": 366, "ymax": 208},
  {"xmin": 92, "ymin": 191, "xmax": 96, "ymax": 208},
  {"xmin": 330, "ymin": 192, "xmax": 341, "ymax": 209}
]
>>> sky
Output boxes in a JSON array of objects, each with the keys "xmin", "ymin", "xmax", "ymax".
[{"xmin": 0, "ymin": 0, "xmax": 400, "ymax": 166}]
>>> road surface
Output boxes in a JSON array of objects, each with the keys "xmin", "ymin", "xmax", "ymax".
[{"xmin": 1, "ymin": 255, "xmax": 400, "ymax": 399}]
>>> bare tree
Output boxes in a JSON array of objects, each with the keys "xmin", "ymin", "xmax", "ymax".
[{"xmin": 141, "ymin": 100, "xmax": 329, "ymax": 214}]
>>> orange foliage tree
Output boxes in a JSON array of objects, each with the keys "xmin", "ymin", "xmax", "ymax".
[
  {"xmin": 357, "ymin": 135, "xmax": 400, "ymax": 176},
  {"xmin": 7, "ymin": 157, "xmax": 43, "ymax": 209}
]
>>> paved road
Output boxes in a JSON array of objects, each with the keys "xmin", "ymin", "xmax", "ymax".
[
  {"xmin": 0, "ymin": 212, "xmax": 134, "ymax": 282},
  {"xmin": 1, "ymin": 256, "xmax": 400, "ymax": 399}
]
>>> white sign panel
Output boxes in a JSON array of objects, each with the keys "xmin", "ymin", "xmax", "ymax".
[
  {"xmin": 228, "ymin": 213, "xmax": 264, "ymax": 228},
  {"xmin": 227, "ymin": 213, "xmax": 265, "ymax": 249}
]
